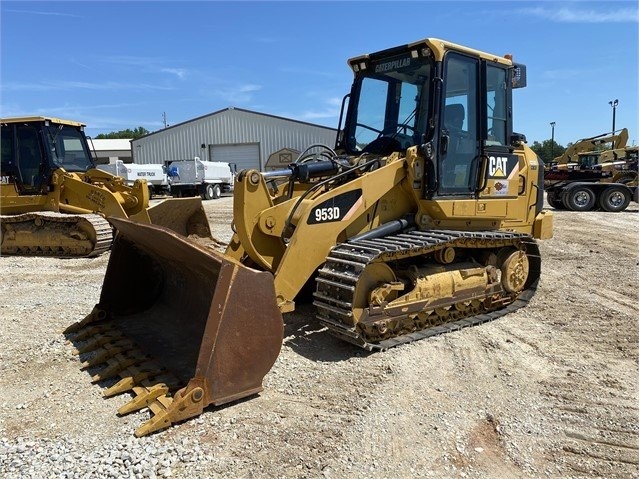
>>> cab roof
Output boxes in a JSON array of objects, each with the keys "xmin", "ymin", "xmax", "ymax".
[
  {"xmin": 0, "ymin": 116, "xmax": 86, "ymax": 127},
  {"xmin": 348, "ymin": 37, "xmax": 514, "ymax": 66}
]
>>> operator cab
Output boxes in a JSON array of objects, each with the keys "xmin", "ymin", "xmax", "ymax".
[
  {"xmin": 338, "ymin": 38, "xmax": 526, "ymax": 199},
  {"xmin": 1, "ymin": 117, "xmax": 95, "ymax": 194}
]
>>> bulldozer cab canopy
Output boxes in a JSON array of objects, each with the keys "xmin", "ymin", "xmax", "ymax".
[
  {"xmin": 1, "ymin": 116, "xmax": 96, "ymax": 175},
  {"xmin": 339, "ymin": 38, "xmax": 524, "ymax": 157}
]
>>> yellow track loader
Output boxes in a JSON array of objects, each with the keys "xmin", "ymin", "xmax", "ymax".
[
  {"xmin": 66, "ymin": 38, "xmax": 553, "ymax": 436},
  {"xmin": 0, "ymin": 116, "xmax": 211, "ymax": 256},
  {"xmin": 549, "ymin": 128, "xmax": 629, "ymax": 169}
]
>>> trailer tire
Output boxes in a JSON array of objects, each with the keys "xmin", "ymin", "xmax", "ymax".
[
  {"xmin": 564, "ymin": 186, "xmax": 596, "ymax": 211},
  {"xmin": 615, "ymin": 172, "xmax": 637, "ymax": 187},
  {"xmin": 546, "ymin": 191, "xmax": 565, "ymax": 209},
  {"xmin": 598, "ymin": 185, "xmax": 631, "ymax": 212},
  {"xmin": 205, "ymin": 184, "xmax": 221, "ymax": 200}
]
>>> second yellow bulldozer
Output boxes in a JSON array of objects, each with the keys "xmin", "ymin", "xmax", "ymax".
[
  {"xmin": 549, "ymin": 128, "xmax": 629, "ymax": 168},
  {"xmin": 0, "ymin": 116, "xmax": 211, "ymax": 256},
  {"xmin": 66, "ymin": 37, "xmax": 554, "ymax": 436}
]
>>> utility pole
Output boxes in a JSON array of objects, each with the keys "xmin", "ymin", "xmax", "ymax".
[
  {"xmin": 162, "ymin": 112, "xmax": 169, "ymax": 128},
  {"xmin": 608, "ymin": 99, "xmax": 618, "ymax": 135},
  {"xmin": 550, "ymin": 121, "xmax": 556, "ymax": 161}
]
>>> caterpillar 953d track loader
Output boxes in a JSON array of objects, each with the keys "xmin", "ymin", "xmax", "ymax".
[
  {"xmin": 66, "ymin": 38, "xmax": 554, "ymax": 436},
  {"xmin": 0, "ymin": 116, "xmax": 211, "ymax": 256}
]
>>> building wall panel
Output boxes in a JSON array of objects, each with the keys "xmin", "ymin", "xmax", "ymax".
[{"xmin": 131, "ymin": 108, "xmax": 337, "ymax": 170}]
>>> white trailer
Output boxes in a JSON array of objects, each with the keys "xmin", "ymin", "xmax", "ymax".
[
  {"xmin": 97, "ymin": 160, "xmax": 169, "ymax": 197},
  {"xmin": 165, "ymin": 157, "xmax": 235, "ymax": 200}
]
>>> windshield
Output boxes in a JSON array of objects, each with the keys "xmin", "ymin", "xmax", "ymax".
[
  {"xmin": 43, "ymin": 124, "xmax": 94, "ymax": 172},
  {"xmin": 345, "ymin": 54, "xmax": 433, "ymax": 154}
]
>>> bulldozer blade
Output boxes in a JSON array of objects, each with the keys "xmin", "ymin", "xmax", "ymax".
[
  {"xmin": 130, "ymin": 197, "xmax": 213, "ymax": 240},
  {"xmin": 66, "ymin": 216, "xmax": 283, "ymax": 436}
]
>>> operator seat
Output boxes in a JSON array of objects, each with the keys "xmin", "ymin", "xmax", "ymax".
[
  {"xmin": 19, "ymin": 144, "xmax": 40, "ymax": 187},
  {"xmin": 442, "ymin": 103, "xmax": 472, "ymax": 190},
  {"xmin": 444, "ymin": 103, "xmax": 466, "ymax": 157},
  {"xmin": 445, "ymin": 103, "xmax": 465, "ymax": 132}
]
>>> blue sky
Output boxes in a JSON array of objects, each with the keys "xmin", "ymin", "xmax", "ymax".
[{"xmin": 1, "ymin": 1, "xmax": 637, "ymax": 147}]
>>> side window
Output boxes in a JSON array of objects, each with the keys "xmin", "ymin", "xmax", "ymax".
[
  {"xmin": 1, "ymin": 124, "xmax": 16, "ymax": 175},
  {"xmin": 16, "ymin": 125, "xmax": 43, "ymax": 188},
  {"xmin": 440, "ymin": 54, "xmax": 479, "ymax": 195},
  {"xmin": 397, "ymin": 82, "xmax": 419, "ymax": 131},
  {"xmin": 353, "ymin": 78, "xmax": 422, "ymax": 152},
  {"xmin": 353, "ymin": 78, "xmax": 388, "ymax": 148},
  {"xmin": 486, "ymin": 65, "xmax": 507, "ymax": 146}
]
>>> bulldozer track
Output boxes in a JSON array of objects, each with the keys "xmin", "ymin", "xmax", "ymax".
[
  {"xmin": 1, "ymin": 212, "xmax": 113, "ymax": 257},
  {"xmin": 313, "ymin": 230, "xmax": 540, "ymax": 351}
]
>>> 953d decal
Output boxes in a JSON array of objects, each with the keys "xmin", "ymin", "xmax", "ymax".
[{"xmin": 307, "ymin": 189, "xmax": 363, "ymax": 225}]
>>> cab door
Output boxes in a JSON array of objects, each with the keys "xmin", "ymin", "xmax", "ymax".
[
  {"xmin": 438, "ymin": 53, "xmax": 480, "ymax": 196},
  {"xmin": 479, "ymin": 63, "xmax": 520, "ymax": 201},
  {"xmin": 1, "ymin": 122, "xmax": 47, "ymax": 194}
]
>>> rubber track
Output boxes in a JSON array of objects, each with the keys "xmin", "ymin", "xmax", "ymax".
[
  {"xmin": 1, "ymin": 212, "xmax": 113, "ymax": 257},
  {"xmin": 313, "ymin": 230, "xmax": 540, "ymax": 351}
]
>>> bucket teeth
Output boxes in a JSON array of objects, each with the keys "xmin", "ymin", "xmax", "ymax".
[
  {"xmin": 102, "ymin": 362, "xmax": 160, "ymax": 397},
  {"xmin": 68, "ymin": 323, "xmax": 113, "ymax": 341},
  {"xmin": 74, "ymin": 331, "xmax": 124, "ymax": 355},
  {"xmin": 91, "ymin": 351, "xmax": 151, "ymax": 383},
  {"xmin": 118, "ymin": 384, "xmax": 170, "ymax": 415},
  {"xmin": 135, "ymin": 396, "xmax": 174, "ymax": 438},
  {"xmin": 133, "ymin": 386, "xmax": 207, "ymax": 437},
  {"xmin": 79, "ymin": 339, "xmax": 134, "ymax": 369},
  {"xmin": 68, "ymin": 321, "xmax": 191, "ymax": 437}
]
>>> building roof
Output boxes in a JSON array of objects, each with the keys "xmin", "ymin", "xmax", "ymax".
[{"xmin": 135, "ymin": 107, "xmax": 337, "ymax": 141}]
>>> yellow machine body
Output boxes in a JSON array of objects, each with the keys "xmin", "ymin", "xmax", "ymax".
[
  {"xmin": 1, "ymin": 116, "xmax": 210, "ymax": 256},
  {"xmin": 550, "ymin": 128, "xmax": 628, "ymax": 169},
  {"xmin": 66, "ymin": 38, "xmax": 553, "ymax": 436}
]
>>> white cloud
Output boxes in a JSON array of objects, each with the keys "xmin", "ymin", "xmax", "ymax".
[
  {"xmin": 4, "ymin": 9, "xmax": 81, "ymax": 18},
  {"xmin": 161, "ymin": 68, "xmax": 188, "ymax": 80},
  {"xmin": 102, "ymin": 56, "xmax": 190, "ymax": 79},
  {"xmin": 282, "ymin": 97, "xmax": 342, "ymax": 125},
  {"xmin": 540, "ymin": 68, "xmax": 584, "ymax": 81},
  {"xmin": 213, "ymin": 84, "xmax": 262, "ymax": 103},
  {"xmin": 1, "ymin": 81, "xmax": 173, "ymax": 92},
  {"xmin": 522, "ymin": 6, "xmax": 639, "ymax": 23}
]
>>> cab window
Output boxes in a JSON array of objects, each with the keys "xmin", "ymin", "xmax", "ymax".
[
  {"xmin": 439, "ymin": 53, "xmax": 479, "ymax": 195},
  {"xmin": 16, "ymin": 124, "xmax": 43, "ymax": 189},
  {"xmin": 486, "ymin": 65, "xmax": 507, "ymax": 146},
  {"xmin": 1, "ymin": 124, "xmax": 16, "ymax": 177}
]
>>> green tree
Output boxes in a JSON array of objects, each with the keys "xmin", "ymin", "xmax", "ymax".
[
  {"xmin": 95, "ymin": 126, "xmax": 150, "ymax": 140},
  {"xmin": 530, "ymin": 139, "xmax": 565, "ymax": 163}
]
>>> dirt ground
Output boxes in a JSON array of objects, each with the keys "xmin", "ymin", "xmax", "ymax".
[{"xmin": 0, "ymin": 196, "xmax": 637, "ymax": 479}]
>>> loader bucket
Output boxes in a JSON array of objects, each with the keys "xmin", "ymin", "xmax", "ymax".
[
  {"xmin": 65, "ymin": 217, "xmax": 283, "ymax": 437},
  {"xmin": 129, "ymin": 197, "xmax": 212, "ymax": 239}
]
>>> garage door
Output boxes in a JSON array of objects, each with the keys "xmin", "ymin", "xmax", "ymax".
[{"xmin": 209, "ymin": 143, "xmax": 260, "ymax": 172}]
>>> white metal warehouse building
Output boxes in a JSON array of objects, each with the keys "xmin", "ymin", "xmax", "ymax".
[
  {"xmin": 131, "ymin": 107, "xmax": 337, "ymax": 171},
  {"xmin": 90, "ymin": 139, "xmax": 133, "ymax": 164}
]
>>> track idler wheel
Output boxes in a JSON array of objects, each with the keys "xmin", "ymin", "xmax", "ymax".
[{"xmin": 497, "ymin": 248, "xmax": 530, "ymax": 294}]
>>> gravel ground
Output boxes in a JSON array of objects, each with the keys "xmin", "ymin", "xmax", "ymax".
[{"xmin": 0, "ymin": 195, "xmax": 638, "ymax": 479}]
